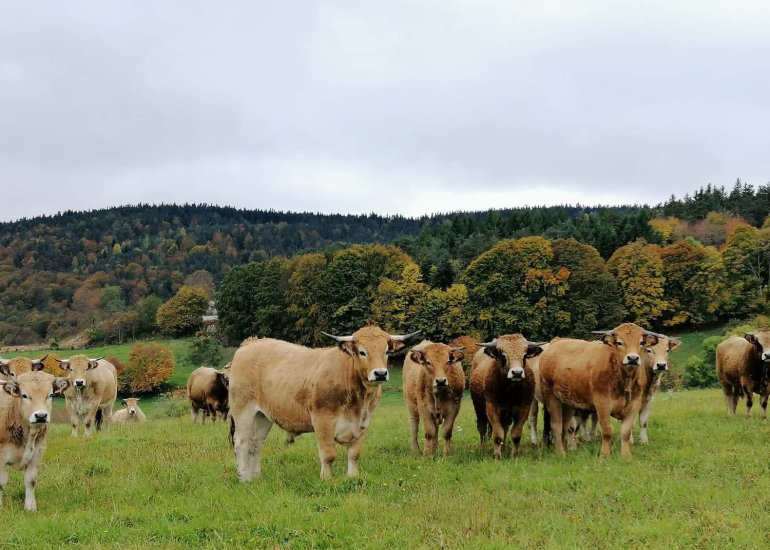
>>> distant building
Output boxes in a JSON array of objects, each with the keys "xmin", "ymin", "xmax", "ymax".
[{"xmin": 202, "ymin": 301, "xmax": 219, "ymax": 334}]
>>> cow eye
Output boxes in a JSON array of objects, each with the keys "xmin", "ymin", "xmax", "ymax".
[
  {"xmin": 48, "ymin": 393, "xmax": 54, "ymax": 398},
  {"xmin": 426, "ymin": 361, "xmax": 432, "ymax": 366},
  {"xmin": 22, "ymin": 393, "xmax": 29, "ymax": 400},
  {"xmin": 646, "ymin": 349, "xmax": 652, "ymax": 354},
  {"xmin": 616, "ymin": 340, "xmax": 624, "ymax": 347},
  {"xmin": 359, "ymin": 350, "xmax": 367, "ymax": 357}
]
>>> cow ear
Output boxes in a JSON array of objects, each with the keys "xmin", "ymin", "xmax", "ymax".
[
  {"xmin": 410, "ymin": 351, "xmax": 426, "ymax": 364},
  {"xmin": 0, "ymin": 363, "xmax": 10, "ymax": 377},
  {"xmin": 53, "ymin": 377, "xmax": 70, "ymax": 395},
  {"xmin": 339, "ymin": 341, "xmax": 357, "ymax": 356},
  {"xmin": 135, "ymin": 397, "xmax": 140, "ymax": 402},
  {"xmin": 483, "ymin": 347, "xmax": 499, "ymax": 359},
  {"xmin": 32, "ymin": 362, "xmax": 46, "ymax": 372},
  {"xmin": 526, "ymin": 346, "xmax": 543, "ymax": 358},
  {"xmin": 122, "ymin": 399, "xmax": 128, "ymax": 406},
  {"xmin": 668, "ymin": 339, "xmax": 682, "ymax": 352},
  {"xmin": 1, "ymin": 380, "xmax": 20, "ymax": 397},
  {"xmin": 744, "ymin": 333, "xmax": 759, "ymax": 345},
  {"xmin": 601, "ymin": 334, "xmax": 615, "ymax": 346},
  {"xmin": 450, "ymin": 350, "xmax": 465, "ymax": 363},
  {"xmin": 388, "ymin": 339, "xmax": 407, "ymax": 354},
  {"xmin": 87, "ymin": 361, "xmax": 100, "ymax": 370}
]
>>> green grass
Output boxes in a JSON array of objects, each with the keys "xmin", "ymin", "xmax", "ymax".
[
  {"xmin": 1, "ymin": 388, "xmax": 769, "ymax": 549},
  {"xmin": 668, "ymin": 327, "xmax": 726, "ymax": 366}
]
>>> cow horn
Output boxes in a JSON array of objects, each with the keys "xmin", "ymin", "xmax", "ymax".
[
  {"xmin": 89, "ymin": 357, "xmax": 105, "ymax": 362},
  {"xmin": 390, "ymin": 331, "xmax": 421, "ymax": 342},
  {"xmin": 742, "ymin": 331, "xmax": 756, "ymax": 337},
  {"xmin": 478, "ymin": 339, "xmax": 498, "ymax": 348},
  {"xmin": 54, "ymin": 358, "xmax": 68, "ymax": 363},
  {"xmin": 643, "ymin": 330, "xmax": 665, "ymax": 338},
  {"xmin": 32, "ymin": 354, "xmax": 49, "ymax": 364},
  {"xmin": 450, "ymin": 346, "xmax": 466, "ymax": 352},
  {"xmin": 591, "ymin": 330, "xmax": 615, "ymax": 336},
  {"xmin": 0, "ymin": 358, "xmax": 9, "ymax": 367},
  {"xmin": 320, "ymin": 332, "xmax": 355, "ymax": 343},
  {"xmin": 527, "ymin": 341, "xmax": 547, "ymax": 347}
]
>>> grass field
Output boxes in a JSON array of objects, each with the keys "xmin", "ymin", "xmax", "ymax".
[{"xmin": 1, "ymin": 386, "xmax": 769, "ymax": 550}]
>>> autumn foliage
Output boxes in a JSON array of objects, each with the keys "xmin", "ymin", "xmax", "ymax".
[{"xmin": 123, "ymin": 343, "xmax": 175, "ymax": 393}]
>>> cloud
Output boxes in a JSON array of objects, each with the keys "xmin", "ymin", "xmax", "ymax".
[{"xmin": 1, "ymin": 0, "xmax": 768, "ymax": 222}]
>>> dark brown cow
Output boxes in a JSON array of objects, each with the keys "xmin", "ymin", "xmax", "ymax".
[
  {"xmin": 470, "ymin": 334, "xmax": 544, "ymax": 459},
  {"xmin": 187, "ymin": 367, "xmax": 229, "ymax": 423},
  {"xmin": 716, "ymin": 331, "xmax": 770, "ymax": 417}
]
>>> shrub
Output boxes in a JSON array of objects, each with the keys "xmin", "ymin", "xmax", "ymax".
[
  {"xmin": 107, "ymin": 355, "xmax": 126, "ymax": 385},
  {"xmin": 124, "ymin": 343, "xmax": 175, "ymax": 393},
  {"xmin": 154, "ymin": 396, "xmax": 190, "ymax": 418},
  {"xmin": 187, "ymin": 337, "xmax": 224, "ymax": 367},
  {"xmin": 48, "ymin": 338, "xmax": 59, "ymax": 350},
  {"xmin": 156, "ymin": 286, "xmax": 208, "ymax": 337},
  {"xmin": 684, "ymin": 334, "xmax": 733, "ymax": 389},
  {"xmin": 447, "ymin": 335, "xmax": 478, "ymax": 383},
  {"xmin": 41, "ymin": 353, "xmax": 67, "ymax": 377}
]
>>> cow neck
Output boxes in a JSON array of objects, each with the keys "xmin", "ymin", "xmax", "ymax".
[
  {"xmin": 0, "ymin": 394, "xmax": 29, "ymax": 445},
  {"xmin": 336, "ymin": 349, "xmax": 375, "ymax": 399},
  {"xmin": 609, "ymin": 354, "xmax": 643, "ymax": 395}
]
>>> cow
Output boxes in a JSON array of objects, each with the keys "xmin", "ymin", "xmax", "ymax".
[
  {"xmin": 0, "ymin": 356, "xmax": 47, "ymax": 381},
  {"xmin": 470, "ymin": 334, "xmax": 545, "ymax": 459},
  {"xmin": 112, "ymin": 398, "xmax": 147, "ymax": 424},
  {"xmin": 187, "ymin": 367, "xmax": 229, "ymax": 424},
  {"xmin": 716, "ymin": 330, "xmax": 770, "ymax": 418},
  {"xmin": 539, "ymin": 323, "xmax": 658, "ymax": 459},
  {"xmin": 526, "ymin": 343, "xmax": 550, "ymax": 446},
  {"xmin": 637, "ymin": 333, "xmax": 681, "ymax": 444},
  {"xmin": 56, "ymin": 356, "xmax": 118, "ymax": 437},
  {"xmin": 0, "ymin": 371, "xmax": 70, "ymax": 511},
  {"xmin": 228, "ymin": 326, "xmax": 419, "ymax": 481},
  {"xmin": 403, "ymin": 341, "xmax": 465, "ymax": 457}
]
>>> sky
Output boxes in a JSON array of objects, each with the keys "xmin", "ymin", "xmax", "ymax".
[{"xmin": 1, "ymin": 1, "xmax": 768, "ymax": 222}]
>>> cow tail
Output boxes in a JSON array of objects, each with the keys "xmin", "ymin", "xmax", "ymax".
[
  {"xmin": 542, "ymin": 407, "xmax": 553, "ymax": 447},
  {"xmin": 95, "ymin": 409, "xmax": 103, "ymax": 431},
  {"xmin": 229, "ymin": 416, "xmax": 235, "ymax": 448}
]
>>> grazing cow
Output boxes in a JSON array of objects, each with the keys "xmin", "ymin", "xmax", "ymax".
[
  {"xmin": 539, "ymin": 323, "xmax": 658, "ymax": 458},
  {"xmin": 717, "ymin": 331, "xmax": 770, "ymax": 417},
  {"xmin": 0, "ymin": 356, "xmax": 47, "ymax": 381},
  {"xmin": 404, "ymin": 341, "xmax": 465, "ymax": 457},
  {"xmin": 188, "ymin": 367, "xmax": 229, "ymax": 424},
  {"xmin": 228, "ymin": 327, "xmax": 419, "ymax": 481},
  {"xmin": 470, "ymin": 335, "xmax": 545, "ymax": 459},
  {"xmin": 637, "ymin": 333, "xmax": 681, "ymax": 444},
  {"xmin": 112, "ymin": 398, "xmax": 147, "ymax": 424},
  {"xmin": 0, "ymin": 372, "xmax": 70, "ymax": 511},
  {"xmin": 56, "ymin": 356, "xmax": 118, "ymax": 437}
]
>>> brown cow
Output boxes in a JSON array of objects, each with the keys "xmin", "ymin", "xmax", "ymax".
[
  {"xmin": 187, "ymin": 367, "xmax": 229, "ymax": 424},
  {"xmin": 112, "ymin": 398, "xmax": 147, "ymax": 424},
  {"xmin": 637, "ymin": 334, "xmax": 681, "ymax": 444},
  {"xmin": 716, "ymin": 331, "xmax": 770, "ymax": 417},
  {"xmin": 57, "ymin": 356, "xmax": 118, "ymax": 437},
  {"xmin": 0, "ymin": 356, "xmax": 47, "ymax": 381},
  {"xmin": 403, "ymin": 341, "xmax": 465, "ymax": 457},
  {"xmin": 539, "ymin": 323, "xmax": 657, "ymax": 458},
  {"xmin": 470, "ymin": 335, "xmax": 544, "ymax": 459},
  {"xmin": 0, "ymin": 372, "xmax": 70, "ymax": 511},
  {"xmin": 228, "ymin": 327, "xmax": 418, "ymax": 481}
]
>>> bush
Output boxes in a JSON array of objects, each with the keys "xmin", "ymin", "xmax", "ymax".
[
  {"xmin": 187, "ymin": 337, "xmax": 224, "ymax": 367},
  {"xmin": 107, "ymin": 355, "xmax": 127, "ymax": 388},
  {"xmin": 447, "ymin": 335, "xmax": 478, "ymax": 384},
  {"xmin": 124, "ymin": 343, "xmax": 175, "ymax": 393},
  {"xmin": 41, "ymin": 353, "xmax": 67, "ymax": 377},
  {"xmin": 154, "ymin": 396, "xmax": 190, "ymax": 418},
  {"xmin": 684, "ymin": 333, "xmax": 735, "ymax": 389},
  {"xmin": 156, "ymin": 286, "xmax": 208, "ymax": 337},
  {"xmin": 48, "ymin": 338, "xmax": 59, "ymax": 350}
]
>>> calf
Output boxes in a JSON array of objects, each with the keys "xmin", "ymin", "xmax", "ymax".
[
  {"xmin": 637, "ymin": 333, "xmax": 681, "ymax": 444},
  {"xmin": 187, "ymin": 367, "xmax": 229, "ymax": 423},
  {"xmin": 112, "ymin": 398, "xmax": 147, "ymax": 424},
  {"xmin": 57, "ymin": 356, "xmax": 118, "ymax": 437},
  {"xmin": 470, "ymin": 334, "xmax": 544, "ymax": 459},
  {"xmin": 539, "ymin": 323, "xmax": 656, "ymax": 458},
  {"xmin": 0, "ymin": 356, "xmax": 47, "ymax": 381},
  {"xmin": 0, "ymin": 372, "xmax": 70, "ymax": 510},
  {"xmin": 716, "ymin": 331, "xmax": 770, "ymax": 417},
  {"xmin": 404, "ymin": 341, "xmax": 465, "ymax": 457}
]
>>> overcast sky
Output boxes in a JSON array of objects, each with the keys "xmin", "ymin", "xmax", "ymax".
[{"xmin": 1, "ymin": 1, "xmax": 768, "ymax": 222}]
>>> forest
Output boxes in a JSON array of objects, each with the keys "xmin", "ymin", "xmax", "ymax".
[{"xmin": 1, "ymin": 179, "xmax": 770, "ymax": 346}]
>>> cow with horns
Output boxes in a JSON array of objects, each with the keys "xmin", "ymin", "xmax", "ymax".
[
  {"xmin": 0, "ymin": 356, "xmax": 48, "ymax": 382},
  {"xmin": 228, "ymin": 326, "xmax": 420, "ymax": 481},
  {"xmin": 539, "ymin": 323, "xmax": 661, "ymax": 459},
  {"xmin": 470, "ymin": 334, "xmax": 546, "ymax": 459},
  {"xmin": 716, "ymin": 329, "xmax": 770, "ymax": 417},
  {"xmin": 55, "ymin": 355, "xmax": 118, "ymax": 437}
]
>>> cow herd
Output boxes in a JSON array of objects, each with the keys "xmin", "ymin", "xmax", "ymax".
[{"xmin": 2, "ymin": 323, "xmax": 770, "ymax": 511}]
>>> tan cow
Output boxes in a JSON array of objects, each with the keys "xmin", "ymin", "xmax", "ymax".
[
  {"xmin": 637, "ymin": 333, "xmax": 681, "ymax": 444},
  {"xmin": 526, "ymin": 343, "xmax": 550, "ymax": 445},
  {"xmin": 539, "ymin": 323, "xmax": 657, "ymax": 458},
  {"xmin": 717, "ymin": 331, "xmax": 770, "ymax": 417},
  {"xmin": 404, "ymin": 341, "xmax": 465, "ymax": 457},
  {"xmin": 188, "ymin": 367, "xmax": 229, "ymax": 424},
  {"xmin": 470, "ymin": 335, "xmax": 545, "ymax": 459},
  {"xmin": 228, "ymin": 326, "xmax": 418, "ymax": 481},
  {"xmin": 112, "ymin": 398, "xmax": 147, "ymax": 424},
  {"xmin": 56, "ymin": 356, "xmax": 118, "ymax": 437},
  {"xmin": 0, "ymin": 371, "xmax": 70, "ymax": 511},
  {"xmin": 0, "ymin": 356, "xmax": 47, "ymax": 381}
]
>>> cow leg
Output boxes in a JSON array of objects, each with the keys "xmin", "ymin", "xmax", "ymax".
[
  {"xmin": 744, "ymin": 384, "xmax": 754, "ymax": 418},
  {"xmin": 486, "ymin": 404, "xmax": 506, "ymax": 460},
  {"xmin": 422, "ymin": 410, "xmax": 439, "ymax": 458},
  {"xmin": 472, "ymin": 394, "xmax": 489, "ymax": 450},
  {"xmin": 191, "ymin": 407, "xmax": 198, "ymax": 424},
  {"xmin": 509, "ymin": 410, "xmax": 528, "ymax": 458},
  {"xmin": 314, "ymin": 420, "xmax": 338, "ymax": 480},
  {"xmin": 23, "ymin": 446, "xmax": 45, "ymax": 511},
  {"xmin": 639, "ymin": 395, "xmax": 656, "ymax": 445},
  {"xmin": 0, "ymin": 465, "xmax": 7, "ymax": 507},
  {"xmin": 66, "ymin": 399, "xmax": 80, "ymax": 437},
  {"xmin": 233, "ymin": 410, "xmax": 269, "ymax": 483},
  {"xmin": 731, "ymin": 387, "xmax": 741, "ymax": 415},
  {"xmin": 441, "ymin": 407, "xmax": 460, "ymax": 457},
  {"xmin": 545, "ymin": 395, "xmax": 565, "ymax": 456},
  {"xmin": 101, "ymin": 403, "xmax": 114, "ymax": 431},
  {"xmin": 285, "ymin": 431, "xmax": 296, "ymax": 444},
  {"xmin": 760, "ymin": 393, "xmax": 769, "ymax": 419},
  {"xmin": 721, "ymin": 384, "xmax": 734, "ymax": 415},
  {"xmin": 83, "ymin": 402, "xmax": 100, "ymax": 437},
  {"xmin": 407, "ymin": 402, "xmax": 421, "ymax": 454},
  {"xmin": 346, "ymin": 435, "xmax": 366, "ymax": 477},
  {"xmin": 528, "ymin": 400, "xmax": 539, "ymax": 446},
  {"xmin": 562, "ymin": 406, "xmax": 577, "ymax": 451},
  {"xmin": 589, "ymin": 413, "xmax": 598, "ymax": 441},
  {"xmin": 595, "ymin": 404, "xmax": 613, "ymax": 459},
  {"xmin": 620, "ymin": 407, "xmax": 639, "ymax": 459}
]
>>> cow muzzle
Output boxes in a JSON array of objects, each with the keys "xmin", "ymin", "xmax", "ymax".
[
  {"xmin": 74, "ymin": 379, "xmax": 86, "ymax": 388},
  {"xmin": 654, "ymin": 362, "xmax": 668, "ymax": 372},
  {"xmin": 129, "ymin": 409, "xmax": 136, "ymax": 415},
  {"xmin": 433, "ymin": 377, "xmax": 448, "ymax": 388},
  {"xmin": 762, "ymin": 352, "xmax": 770, "ymax": 362},
  {"xmin": 624, "ymin": 354, "xmax": 640, "ymax": 366},
  {"xmin": 507, "ymin": 369, "xmax": 525, "ymax": 380},
  {"xmin": 369, "ymin": 368, "xmax": 389, "ymax": 383},
  {"xmin": 30, "ymin": 410, "xmax": 49, "ymax": 424}
]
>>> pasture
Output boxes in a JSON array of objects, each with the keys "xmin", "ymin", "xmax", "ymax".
[{"xmin": 1, "ymin": 386, "xmax": 769, "ymax": 549}]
